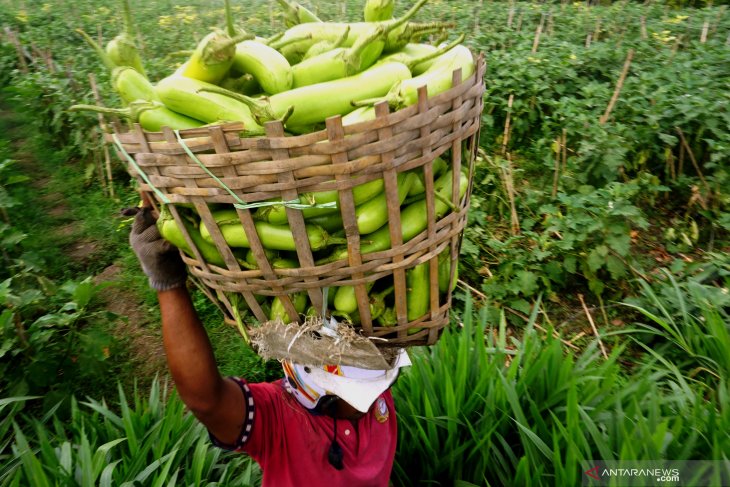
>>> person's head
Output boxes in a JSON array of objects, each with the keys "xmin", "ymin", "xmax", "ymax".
[{"xmin": 281, "ymin": 349, "xmax": 411, "ymax": 417}]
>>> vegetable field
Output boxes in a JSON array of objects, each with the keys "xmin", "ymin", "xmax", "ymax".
[{"xmin": 1, "ymin": 0, "xmax": 729, "ymax": 485}]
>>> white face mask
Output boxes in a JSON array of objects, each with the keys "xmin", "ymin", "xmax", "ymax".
[{"xmin": 281, "ymin": 350, "xmax": 412, "ymax": 413}]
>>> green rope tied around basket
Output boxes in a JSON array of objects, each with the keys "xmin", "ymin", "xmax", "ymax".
[
  {"xmin": 112, "ymin": 134, "xmax": 171, "ymax": 205},
  {"xmin": 174, "ymin": 130, "xmax": 336, "ymax": 212}
]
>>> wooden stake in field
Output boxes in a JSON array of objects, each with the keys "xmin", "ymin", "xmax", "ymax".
[
  {"xmin": 561, "ymin": 128, "xmax": 568, "ymax": 172},
  {"xmin": 675, "ymin": 127, "xmax": 709, "ymax": 192},
  {"xmin": 89, "ymin": 73, "xmax": 115, "ymax": 198},
  {"xmin": 501, "ymin": 94, "xmax": 514, "ymax": 156},
  {"xmin": 499, "ymin": 95, "xmax": 520, "ymax": 236},
  {"xmin": 579, "ymin": 293, "xmax": 609, "ymax": 359},
  {"xmin": 593, "ymin": 17, "xmax": 602, "ymax": 42},
  {"xmin": 552, "ymin": 134, "xmax": 561, "ymax": 198},
  {"xmin": 532, "ymin": 13, "xmax": 546, "ymax": 53},
  {"xmin": 599, "ymin": 49, "xmax": 634, "ymax": 125},
  {"xmin": 4, "ymin": 27, "xmax": 29, "ymax": 74},
  {"xmin": 666, "ymin": 146, "xmax": 677, "ymax": 181},
  {"xmin": 700, "ymin": 20, "xmax": 709, "ymax": 43},
  {"xmin": 585, "ymin": 33, "xmax": 592, "ymax": 48},
  {"xmin": 30, "ymin": 42, "xmax": 56, "ymax": 74},
  {"xmin": 678, "ymin": 140, "xmax": 685, "ymax": 176},
  {"xmin": 503, "ymin": 154, "xmax": 520, "ymax": 236}
]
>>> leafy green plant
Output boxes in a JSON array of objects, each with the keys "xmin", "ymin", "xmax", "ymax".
[
  {"xmin": 625, "ymin": 269, "xmax": 730, "ymax": 382},
  {"xmin": 0, "ymin": 275, "xmax": 116, "ymax": 406},
  {"xmin": 464, "ymin": 177, "xmax": 653, "ymax": 310},
  {"xmin": 0, "ymin": 140, "xmax": 116, "ymax": 403},
  {"xmin": 0, "ymin": 395, "xmax": 41, "ymax": 473},
  {"xmin": 0, "ymin": 154, "xmax": 30, "ymax": 225},
  {"xmin": 393, "ymin": 294, "xmax": 730, "ymax": 486},
  {"xmin": 459, "ymin": 0, "xmax": 730, "ymax": 311},
  {"xmin": 0, "ymin": 153, "xmax": 30, "ymax": 279},
  {"xmin": 0, "ymin": 378, "xmax": 261, "ymax": 486}
]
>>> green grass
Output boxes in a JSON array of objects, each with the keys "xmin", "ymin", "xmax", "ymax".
[
  {"xmin": 3, "ymin": 292, "xmax": 727, "ymax": 486},
  {"xmin": 392, "ymin": 294, "xmax": 730, "ymax": 486},
  {"xmin": 625, "ymin": 271, "xmax": 730, "ymax": 383},
  {"xmin": 0, "ymin": 378, "xmax": 262, "ymax": 486}
]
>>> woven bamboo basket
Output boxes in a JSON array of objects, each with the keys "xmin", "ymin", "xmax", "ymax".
[{"xmin": 109, "ymin": 55, "xmax": 485, "ymax": 346}]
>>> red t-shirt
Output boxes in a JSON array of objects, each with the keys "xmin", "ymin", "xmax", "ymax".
[{"xmin": 210, "ymin": 378, "xmax": 397, "ymax": 487}]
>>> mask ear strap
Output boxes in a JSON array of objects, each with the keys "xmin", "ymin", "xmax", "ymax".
[{"xmin": 328, "ymin": 418, "xmax": 344, "ymax": 470}]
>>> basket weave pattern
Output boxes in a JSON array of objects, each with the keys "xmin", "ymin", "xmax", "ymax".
[{"xmin": 110, "ymin": 55, "xmax": 486, "ymax": 346}]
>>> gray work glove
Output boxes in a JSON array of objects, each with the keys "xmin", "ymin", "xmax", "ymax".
[{"xmin": 127, "ymin": 206, "xmax": 187, "ymax": 291}]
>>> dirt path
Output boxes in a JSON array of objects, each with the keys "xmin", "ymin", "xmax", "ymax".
[
  {"xmin": 93, "ymin": 264, "xmax": 168, "ymax": 383},
  {"xmin": 1, "ymin": 103, "xmax": 168, "ymax": 391}
]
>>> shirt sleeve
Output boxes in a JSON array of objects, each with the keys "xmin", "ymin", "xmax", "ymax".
[
  {"xmin": 207, "ymin": 377, "xmax": 256, "ymax": 452},
  {"xmin": 239, "ymin": 379, "xmax": 304, "ymax": 462},
  {"xmin": 207, "ymin": 378, "xmax": 296, "ymax": 462}
]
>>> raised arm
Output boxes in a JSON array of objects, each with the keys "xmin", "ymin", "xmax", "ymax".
[{"xmin": 129, "ymin": 206, "xmax": 246, "ymax": 445}]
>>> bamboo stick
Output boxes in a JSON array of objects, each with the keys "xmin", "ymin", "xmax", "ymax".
[
  {"xmin": 516, "ymin": 11, "xmax": 524, "ymax": 33},
  {"xmin": 675, "ymin": 127, "xmax": 708, "ymax": 191},
  {"xmin": 532, "ymin": 13, "xmax": 546, "ymax": 53},
  {"xmin": 599, "ymin": 49, "xmax": 634, "ymax": 125},
  {"xmin": 4, "ymin": 27, "xmax": 29, "ymax": 73},
  {"xmin": 548, "ymin": 11, "xmax": 554, "ymax": 37},
  {"xmin": 579, "ymin": 293, "xmax": 608, "ymax": 359},
  {"xmin": 89, "ymin": 73, "xmax": 115, "ymax": 198},
  {"xmin": 678, "ymin": 140, "xmax": 685, "ymax": 176},
  {"xmin": 503, "ymin": 154, "xmax": 520, "ymax": 236},
  {"xmin": 501, "ymin": 94, "xmax": 514, "ymax": 156},
  {"xmin": 700, "ymin": 21, "xmax": 709, "ymax": 43},
  {"xmin": 552, "ymin": 135, "xmax": 561, "ymax": 198},
  {"xmin": 92, "ymin": 146, "xmax": 106, "ymax": 196},
  {"xmin": 666, "ymin": 146, "xmax": 676, "ymax": 181},
  {"xmin": 567, "ymin": 331, "xmax": 587, "ymax": 345},
  {"xmin": 593, "ymin": 17, "xmax": 602, "ymax": 42}
]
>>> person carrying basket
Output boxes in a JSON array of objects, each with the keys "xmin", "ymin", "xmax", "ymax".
[{"xmin": 128, "ymin": 205, "xmax": 410, "ymax": 487}]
